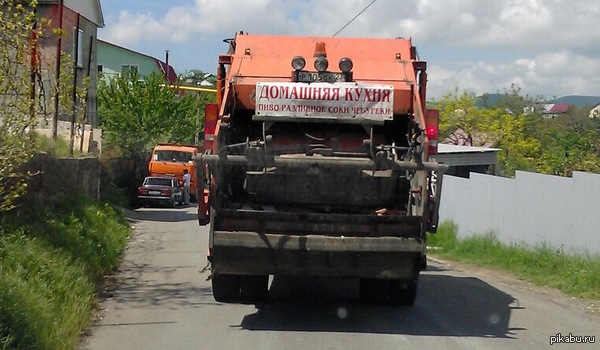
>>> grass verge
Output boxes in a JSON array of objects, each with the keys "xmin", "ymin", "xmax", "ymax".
[
  {"xmin": 428, "ymin": 221, "xmax": 600, "ymax": 301},
  {"xmin": 0, "ymin": 194, "xmax": 130, "ymax": 349}
]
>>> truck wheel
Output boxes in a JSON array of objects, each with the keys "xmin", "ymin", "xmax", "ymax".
[
  {"xmin": 212, "ymin": 274, "xmax": 240, "ymax": 302},
  {"xmin": 388, "ymin": 278, "xmax": 418, "ymax": 306},
  {"xmin": 240, "ymin": 275, "xmax": 269, "ymax": 303},
  {"xmin": 359, "ymin": 278, "xmax": 389, "ymax": 304}
]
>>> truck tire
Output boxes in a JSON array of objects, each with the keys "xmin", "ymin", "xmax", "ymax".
[
  {"xmin": 240, "ymin": 275, "xmax": 269, "ymax": 303},
  {"xmin": 359, "ymin": 278, "xmax": 389, "ymax": 304},
  {"xmin": 388, "ymin": 278, "xmax": 418, "ymax": 306},
  {"xmin": 212, "ymin": 274, "xmax": 240, "ymax": 302}
]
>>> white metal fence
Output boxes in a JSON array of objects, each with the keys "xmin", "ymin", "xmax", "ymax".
[{"xmin": 438, "ymin": 171, "xmax": 600, "ymax": 255}]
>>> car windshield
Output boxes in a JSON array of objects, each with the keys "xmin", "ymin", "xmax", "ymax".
[
  {"xmin": 145, "ymin": 178, "xmax": 173, "ymax": 187},
  {"xmin": 154, "ymin": 150, "xmax": 193, "ymax": 162}
]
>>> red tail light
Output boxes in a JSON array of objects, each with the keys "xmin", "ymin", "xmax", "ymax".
[
  {"xmin": 425, "ymin": 109, "xmax": 439, "ymax": 156},
  {"xmin": 204, "ymin": 103, "xmax": 219, "ymax": 150},
  {"xmin": 138, "ymin": 188, "xmax": 148, "ymax": 195},
  {"xmin": 161, "ymin": 189, "xmax": 171, "ymax": 196}
]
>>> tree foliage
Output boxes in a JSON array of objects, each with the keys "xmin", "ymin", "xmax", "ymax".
[
  {"xmin": 97, "ymin": 72, "xmax": 210, "ymax": 158},
  {"xmin": 435, "ymin": 88, "xmax": 600, "ymax": 177},
  {"xmin": 437, "ymin": 89, "xmax": 502, "ymax": 147},
  {"xmin": 1, "ymin": 0, "xmax": 85, "ymax": 212},
  {"xmin": 0, "ymin": 0, "xmax": 40, "ymax": 212}
]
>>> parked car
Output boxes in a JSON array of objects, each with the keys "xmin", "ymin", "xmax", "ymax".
[{"xmin": 137, "ymin": 176, "xmax": 183, "ymax": 207}]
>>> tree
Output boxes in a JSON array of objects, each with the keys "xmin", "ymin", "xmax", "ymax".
[
  {"xmin": 494, "ymin": 114, "xmax": 541, "ymax": 176},
  {"xmin": 435, "ymin": 89, "xmax": 542, "ymax": 177},
  {"xmin": 436, "ymin": 89, "xmax": 506, "ymax": 147},
  {"xmin": 97, "ymin": 71, "xmax": 208, "ymax": 158},
  {"xmin": 0, "ymin": 0, "xmax": 40, "ymax": 212},
  {"xmin": 1, "ymin": 0, "xmax": 90, "ymax": 212}
]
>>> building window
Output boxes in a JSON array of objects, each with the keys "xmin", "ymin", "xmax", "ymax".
[
  {"xmin": 73, "ymin": 28, "xmax": 83, "ymax": 68},
  {"xmin": 97, "ymin": 64, "xmax": 103, "ymax": 74},
  {"xmin": 121, "ymin": 64, "xmax": 139, "ymax": 77}
]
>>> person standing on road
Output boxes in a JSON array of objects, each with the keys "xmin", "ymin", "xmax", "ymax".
[{"xmin": 182, "ymin": 168, "xmax": 191, "ymax": 205}]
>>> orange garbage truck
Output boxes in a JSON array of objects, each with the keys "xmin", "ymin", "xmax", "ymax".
[
  {"xmin": 148, "ymin": 144, "xmax": 202, "ymax": 201},
  {"xmin": 196, "ymin": 32, "xmax": 448, "ymax": 305}
]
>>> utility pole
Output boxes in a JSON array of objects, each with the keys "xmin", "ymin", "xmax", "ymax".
[
  {"xmin": 52, "ymin": 0, "xmax": 64, "ymax": 142},
  {"xmin": 195, "ymin": 93, "xmax": 200, "ymax": 145},
  {"xmin": 30, "ymin": 15, "xmax": 38, "ymax": 122},
  {"xmin": 165, "ymin": 50, "xmax": 170, "ymax": 82},
  {"xmin": 69, "ymin": 15, "xmax": 80, "ymax": 157}
]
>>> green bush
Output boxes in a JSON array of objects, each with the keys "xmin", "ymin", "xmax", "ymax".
[
  {"xmin": 428, "ymin": 221, "xmax": 600, "ymax": 300},
  {"xmin": 33, "ymin": 195, "xmax": 130, "ymax": 281},
  {"xmin": 0, "ymin": 194, "xmax": 130, "ymax": 349},
  {"xmin": 0, "ymin": 233, "xmax": 94, "ymax": 349}
]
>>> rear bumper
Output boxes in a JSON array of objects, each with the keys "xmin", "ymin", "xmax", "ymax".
[
  {"xmin": 211, "ymin": 231, "xmax": 423, "ymax": 279},
  {"xmin": 139, "ymin": 195, "xmax": 171, "ymax": 201},
  {"xmin": 138, "ymin": 195, "xmax": 176, "ymax": 206}
]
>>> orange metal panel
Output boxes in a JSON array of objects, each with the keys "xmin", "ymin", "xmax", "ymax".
[{"xmin": 226, "ymin": 34, "xmax": 419, "ymax": 115}]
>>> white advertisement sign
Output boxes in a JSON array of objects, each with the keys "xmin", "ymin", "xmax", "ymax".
[{"xmin": 255, "ymin": 82, "xmax": 394, "ymax": 121}]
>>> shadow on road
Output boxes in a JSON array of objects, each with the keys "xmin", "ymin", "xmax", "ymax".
[
  {"xmin": 100, "ymin": 260, "xmax": 214, "ymax": 310},
  {"xmin": 240, "ymin": 270, "xmax": 525, "ymax": 338},
  {"xmin": 125, "ymin": 207, "xmax": 198, "ymax": 223}
]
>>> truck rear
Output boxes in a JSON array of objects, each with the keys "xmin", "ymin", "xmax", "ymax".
[{"xmin": 197, "ymin": 32, "xmax": 447, "ymax": 305}]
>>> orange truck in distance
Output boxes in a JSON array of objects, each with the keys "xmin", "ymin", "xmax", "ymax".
[
  {"xmin": 148, "ymin": 144, "xmax": 202, "ymax": 201},
  {"xmin": 197, "ymin": 32, "xmax": 448, "ymax": 305}
]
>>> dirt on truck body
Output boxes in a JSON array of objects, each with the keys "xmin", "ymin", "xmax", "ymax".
[{"xmin": 196, "ymin": 32, "xmax": 448, "ymax": 305}]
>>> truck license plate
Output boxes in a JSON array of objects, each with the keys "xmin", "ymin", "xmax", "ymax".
[{"xmin": 297, "ymin": 71, "xmax": 345, "ymax": 83}]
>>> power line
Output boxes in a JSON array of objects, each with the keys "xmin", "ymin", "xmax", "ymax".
[{"xmin": 333, "ymin": 0, "xmax": 378, "ymax": 37}]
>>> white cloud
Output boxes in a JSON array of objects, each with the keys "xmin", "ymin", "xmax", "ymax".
[
  {"xmin": 429, "ymin": 50, "xmax": 600, "ymax": 99},
  {"xmin": 102, "ymin": 0, "xmax": 298, "ymax": 46},
  {"xmin": 99, "ymin": 0, "xmax": 600, "ymax": 99}
]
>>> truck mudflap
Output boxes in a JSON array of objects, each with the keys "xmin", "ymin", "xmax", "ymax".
[{"xmin": 197, "ymin": 188, "xmax": 210, "ymax": 225}]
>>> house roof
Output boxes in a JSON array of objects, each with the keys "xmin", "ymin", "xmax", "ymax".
[
  {"xmin": 38, "ymin": 0, "xmax": 104, "ymax": 27},
  {"xmin": 433, "ymin": 143, "xmax": 500, "ymax": 167},
  {"xmin": 543, "ymin": 103, "xmax": 570, "ymax": 114},
  {"xmin": 443, "ymin": 128, "xmax": 498, "ymax": 148},
  {"xmin": 98, "ymin": 39, "xmax": 178, "ymax": 83},
  {"xmin": 438, "ymin": 143, "xmax": 501, "ymax": 154},
  {"xmin": 156, "ymin": 60, "xmax": 178, "ymax": 85}
]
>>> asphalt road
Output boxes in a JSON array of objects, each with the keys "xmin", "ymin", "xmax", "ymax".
[{"xmin": 83, "ymin": 205, "xmax": 599, "ymax": 350}]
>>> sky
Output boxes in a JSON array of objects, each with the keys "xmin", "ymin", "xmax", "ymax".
[{"xmin": 97, "ymin": 0, "xmax": 600, "ymax": 101}]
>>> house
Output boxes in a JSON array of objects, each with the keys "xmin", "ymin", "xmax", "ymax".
[
  {"xmin": 37, "ymin": 0, "xmax": 104, "ymax": 128},
  {"xmin": 440, "ymin": 128, "xmax": 500, "ymax": 178},
  {"xmin": 182, "ymin": 70, "xmax": 216, "ymax": 87},
  {"xmin": 541, "ymin": 103, "xmax": 571, "ymax": 118},
  {"xmin": 589, "ymin": 104, "xmax": 600, "ymax": 119},
  {"xmin": 433, "ymin": 144, "xmax": 500, "ymax": 178},
  {"xmin": 96, "ymin": 40, "xmax": 177, "ymax": 84}
]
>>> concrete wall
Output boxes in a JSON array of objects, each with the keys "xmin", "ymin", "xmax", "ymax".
[
  {"xmin": 24, "ymin": 153, "xmax": 100, "ymax": 206},
  {"xmin": 22, "ymin": 153, "xmax": 150, "ymax": 208},
  {"xmin": 36, "ymin": 119, "xmax": 102, "ymax": 153},
  {"xmin": 439, "ymin": 171, "xmax": 600, "ymax": 255}
]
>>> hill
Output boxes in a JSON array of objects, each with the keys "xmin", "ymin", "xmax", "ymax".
[
  {"xmin": 553, "ymin": 95, "xmax": 600, "ymax": 107},
  {"xmin": 474, "ymin": 94, "xmax": 600, "ymax": 108}
]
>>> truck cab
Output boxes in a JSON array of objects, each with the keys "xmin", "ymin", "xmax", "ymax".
[{"xmin": 148, "ymin": 144, "xmax": 202, "ymax": 200}]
